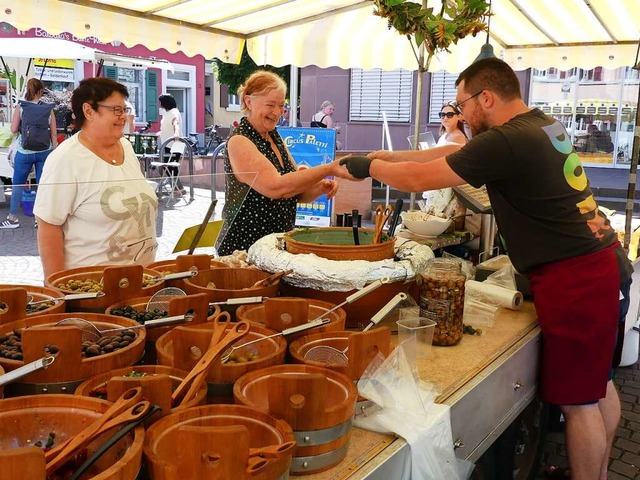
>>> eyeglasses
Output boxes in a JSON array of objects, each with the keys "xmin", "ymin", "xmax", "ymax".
[
  {"xmin": 453, "ymin": 90, "xmax": 484, "ymax": 112},
  {"xmin": 97, "ymin": 104, "xmax": 132, "ymax": 116},
  {"xmin": 438, "ymin": 111, "xmax": 458, "ymax": 119}
]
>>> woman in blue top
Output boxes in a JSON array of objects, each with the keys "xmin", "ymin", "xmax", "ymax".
[{"xmin": 1, "ymin": 78, "xmax": 57, "ymax": 229}]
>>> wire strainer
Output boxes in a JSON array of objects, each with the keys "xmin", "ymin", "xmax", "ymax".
[
  {"xmin": 146, "ymin": 287, "xmax": 187, "ymax": 312},
  {"xmin": 303, "ymin": 342, "xmax": 349, "ymax": 365}
]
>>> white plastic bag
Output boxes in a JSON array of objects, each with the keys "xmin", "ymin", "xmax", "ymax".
[
  {"xmin": 355, "ymin": 342, "xmax": 474, "ymax": 480},
  {"xmin": 7, "ymin": 137, "xmax": 18, "ymax": 168}
]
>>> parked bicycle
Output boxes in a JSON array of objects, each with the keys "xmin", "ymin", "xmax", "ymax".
[{"xmin": 187, "ymin": 124, "xmax": 224, "ymax": 155}]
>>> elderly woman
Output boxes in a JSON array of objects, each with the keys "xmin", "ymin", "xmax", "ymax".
[
  {"xmin": 217, "ymin": 71, "xmax": 349, "ymax": 255},
  {"xmin": 311, "ymin": 100, "xmax": 336, "ymax": 128},
  {"xmin": 34, "ymin": 77, "xmax": 158, "ymax": 277}
]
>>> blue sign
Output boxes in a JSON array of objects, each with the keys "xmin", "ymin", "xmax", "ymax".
[{"xmin": 277, "ymin": 127, "xmax": 336, "ymax": 228}]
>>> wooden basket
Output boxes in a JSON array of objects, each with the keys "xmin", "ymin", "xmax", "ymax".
[
  {"xmin": 183, "ymin": 268, "xmax": 280, "ymax": 318},
  {"xmin": 155, "ymin": 321, "xmax": 286, "ymax": 403},
  {"xmin": 75, "ymin": 365, "xmax": 207, "ymax": 421},
  {"xmin": 144, "ymin": 404, "xmax": 294, "ymax": 480},
  {"xmin": 236, "ymin": 297, "xmax": 346, "ymax": 344},
  {"xmin": 46, "ymin": 264, "xmax": 165, "ymax": 312},
  {"xmin": 0, "ymin": 313, "xmax": 145, "ymax": 396},
  {"xmin": 234, "ymin": 364, "xmax": 357, "ymax": 475},
  {"xmin": 148, "ymin": 254, "xmax": 227, "ymax": 288},
  {"xmin": 0, "ymin": 394, "xmax": 144, "ymax": 479},
  {"xmin": 288, "ymin": 329, "xmax": 392, "ymax": 380},
  {"xmin": 284, "ymin": 227, "xmax": 395, "ymax": 261},
  {"xmin": 0, "ymin": 285, "xmax": 66, "ymax": 324}
]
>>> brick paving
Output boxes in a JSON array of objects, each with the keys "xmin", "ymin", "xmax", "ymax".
[{"xmin": 1, "ymin": 173, "xmax": 640, "ymax": 478}]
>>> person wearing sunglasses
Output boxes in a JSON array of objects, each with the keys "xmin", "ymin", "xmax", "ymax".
[
  {"xmin": 437, "ymin": 103, "xmax": 467, "ymax": 146},
  {"xmin": 34, "ymin": 77, "xmax": 158, "ymax": 277},
  {"xmin": 340, "ymin": 57, "xmax": 632, "ymax": 480}
]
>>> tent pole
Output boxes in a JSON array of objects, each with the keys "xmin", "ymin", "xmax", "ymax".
[
  {"xmin": 96, "ymin": 59, "xmax": 104, "ymax": 77},
  {"xmin": 623, "ymin": 42, "xmax": 640, "ymax": 255},
  {"xmin": 38, "ymin": 59, "xmax": 47, "ymax": 81}
]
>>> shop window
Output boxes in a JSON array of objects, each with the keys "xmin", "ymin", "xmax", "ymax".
[
  {"xmin": 429, "ymin": 71, "xmax": 458, "ymax": 123},
  {"xmin": 349, "ymin": 68, "xmax": 413, "ymax": 122}
]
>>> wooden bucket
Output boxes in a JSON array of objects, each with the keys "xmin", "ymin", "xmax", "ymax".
[
  {"xmin": 148, "ymin": 254, "xmax": 227, "ymax": 288},
  {"xmin": 288, "ymin": 329, "xmax": 392, "ymax": 380},
  {"xmin": 282, "ymin": 280, "xmax": 419, "ymax": 329},
  {"xmin": 144, "ymin": 404, "xmax": 294, "ymax": 480},
  {"xmin": 106, "ymin": 293, "xmax": 218, "ymax": 364},
  {"xmin": 0, "ymin": 364, "xmax": 3, "ymax": 399},
  {"xmin": 75, "ymin": 365, "xmax": 207, "ymax": 422},
  {"xmin": 0, "ymin": 312, "xmax": 145, "ymax": 396},
  {"xmin": 183, "ymin": 268, "xmax": 280, "ymax": 319},
  {"xmin": 234, "ymin": 364, "xmax": 358, "ymax": 475},
  {"xmin": 236, "ymin": 297, "xmax": 346, "ymax": 345},
  {"xmin": 0, "ymin": 285, "xmax": 66, "ymax": 323},
  {"xmin": 46, "ymin": 264, "xmax": 165, "ymax": 312},
  {"xmin": 0, "ymin": 394, "xmax": 144, "ymax": 479},
  {"xmin": 284, "ymin": 227, "xmax": 395, "ymax": 261},
  {"xmin": 155, "ymin": 321, "xmax": 286, "ymax": 403}
]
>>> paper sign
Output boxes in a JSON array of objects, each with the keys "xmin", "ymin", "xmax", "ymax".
[{"xmin": 172, "ymin": 220, "xmax": 223, "ymax": 253}]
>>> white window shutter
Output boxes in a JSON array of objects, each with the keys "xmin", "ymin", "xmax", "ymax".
[
  {"xmin": 429, "ymin": 71, "xmax": 458, "ymax": 123},
  {"xmin": 349, "ymin": 68, "xmax": 413, "ymax": 122}
]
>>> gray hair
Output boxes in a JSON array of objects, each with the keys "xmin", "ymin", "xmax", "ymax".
[{"xmin": 320, "ymin": 100, "xmax": 333, "ymax": 109}]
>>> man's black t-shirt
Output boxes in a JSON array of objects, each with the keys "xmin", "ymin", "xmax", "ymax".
[{"xmin": 446, "ymin": 108, "xmax": 630, "ymax": 277}]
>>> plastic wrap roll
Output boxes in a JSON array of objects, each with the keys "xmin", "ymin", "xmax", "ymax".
[{"xmin": 465, "ymin": 280, "xmax": 523, "ymax": 310}]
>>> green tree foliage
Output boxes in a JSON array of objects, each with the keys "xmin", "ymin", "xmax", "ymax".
[{"xmin": 213, "ymin": 43, "xmax": 290, "ymax": 96}]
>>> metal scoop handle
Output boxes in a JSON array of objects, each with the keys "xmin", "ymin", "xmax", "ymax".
[
  {"xmin": 222, "ymin": 318, "xmax": 329, "ymax": 363},
  {"xmin": 100, "ymin": 313, "xmax": 194, "ymax": 335},
  {"xmin": 209, "ymin": 296, "xmax": 267, "ymax": 306},
  {"xmin": 310, "ymin": 277, "xmax": 390, "ymax": 324},
  {"xmin": 0, "ymin": 356, "xmax": 55, "ymax": 386},
  {"xmin": 28, "ymin": 292, "xmax": 105, "ymax": 306},
  {"xmin": 364, "ymin": 292, "xmax": 408, "ymax": 331}
]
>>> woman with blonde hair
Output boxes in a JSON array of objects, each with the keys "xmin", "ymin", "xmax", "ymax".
[{"xmin": 217, "ymin": 70, "xmax": 349, "ymax": 255}]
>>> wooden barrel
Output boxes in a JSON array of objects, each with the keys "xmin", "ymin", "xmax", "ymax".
[
  {"xmin": 0, "ymin": 285, "xmax": 66, "ymax": 324},
  {"xmin": 234, "ymin": 364, "xmax": 358, "ymax": 475},
  {"xmin": 0, "ymin": 394, "xmax": 144, "ymax": 479},
  {"xmin": 0, "ymin": 312, "xmax": 145, "ymax": 396},
  {"xmin": 148, "ymin": 254, "xmax": 227, "ymax": 288},
  {"xmin": 183, "ymin": 268, "xmax": 280, "ymax": 319},
  {"xmin": 46, "ymin": 264, "xmax": 165, "ymax": 312},
  {"xmin": 144, "ymin": 404, "xmax": 294, "ymax": 480},
  {"xmin": 0, "ymin": 365, "xmax": 3, "ymax": 399},
  {"xmin": 106, "ymin": 293, "xmax": 218, "ymax": 364},
  {"xmin": 284, "ymin": 227, "xmax": 395, "ymax": 261},
  {"xmin": 155, "ymin": 321, "xmax": 286, "ymax": 403},
  {"xmin": 236, "ymin": 297, "xmax": 346, "ymax": 345},
  {"xmin": 282, "ymin": 280, "xmax": 419, "ymax": 329},
  {"xmin": 75, "ymin": 365, "xmax": 207, "ymax": 422}
]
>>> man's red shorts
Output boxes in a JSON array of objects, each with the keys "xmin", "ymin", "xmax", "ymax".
[{"xmin": 528, "ymin": 243, "xmax": 620, "ymax": 405}]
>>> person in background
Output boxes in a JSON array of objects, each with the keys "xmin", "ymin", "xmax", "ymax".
[
  {"xmin": 217, "ymin": 70, "xmax": 349, "ymax": 256},
  {"xmin": 157, "ymin": 93, "xmax": 185, "ymax": 196},
  {"xmin": 1, "ymin": 78, "xmax": 57, "ymax": 229},
  {"xmin": 339, "ymin": 58, "xmax": 632, "ymax": 480},
  {"xmin": 124, "ymin": 99, "xmax": 136, "ymax": 134},
  {"xmin": 34, "ymin": 77, "xmax": 158, "ymax": 277},
  {"xmin": 277, "ymin": 103, "xmax": 302, "ymax": 127},
  {"xmin": 310, "ymin": 100, "xmax": 336, "ymax": 128},
  {"xmin": 437, "ymin": 102, "xmax": 467, "ymax": 146}
]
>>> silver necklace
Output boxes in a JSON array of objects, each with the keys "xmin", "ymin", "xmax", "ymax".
[{"xmin": 81, "ymin": 131, "xmax": 119, "ymax": 164}]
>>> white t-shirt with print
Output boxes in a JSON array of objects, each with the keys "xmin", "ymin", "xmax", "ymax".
[{"xmin": 34, "ymin": 133, "xmax": 158, "ymax": 270}]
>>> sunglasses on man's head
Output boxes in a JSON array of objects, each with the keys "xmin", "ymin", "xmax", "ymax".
[{"xmin": 438, "ymin": 111, "xmax": 458, "ymax": 119}]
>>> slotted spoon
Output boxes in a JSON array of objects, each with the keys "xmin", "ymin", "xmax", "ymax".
[
  {"xmin": 146, "ymin": 287, "xmax": 187, "ymax": 312},
  {"xmin": 304, "ymin": 292, "xmax": 409, "ymax": 365},
  {"xmin": 55, "ymin": 314, "xmax": 194, "ymax": 342}
]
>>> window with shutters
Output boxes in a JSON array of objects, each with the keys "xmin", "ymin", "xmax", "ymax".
[
  {"xmin": 429, "ymin": 71, "xmax": 458, "ymax": 123},
  {"xmin": 349, "ymin": 68, "xmax": 413, "ymax": 122},
  {"xmin": 103, "ymin": 66, "xmax": 146, "ymax": 122}
]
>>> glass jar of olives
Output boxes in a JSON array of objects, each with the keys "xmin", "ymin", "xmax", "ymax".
[{"xmin": 419, "ymin": 258, "xmax": 466, "ymax": 346}]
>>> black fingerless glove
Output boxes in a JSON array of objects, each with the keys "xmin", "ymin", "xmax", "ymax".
[{"xmin": 339, "ymin": 155, "xmax": 372, "ymax": 179}]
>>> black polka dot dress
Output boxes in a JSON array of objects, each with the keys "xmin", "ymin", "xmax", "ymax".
[{"xmin": 217, "ymin": 117, "xmax": 298, "ymax": 256}]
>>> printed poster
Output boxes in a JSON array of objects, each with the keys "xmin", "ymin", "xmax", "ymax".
[{"xmin": 277, "ymin": 127, "xmax": 336, "ymax": 228}]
